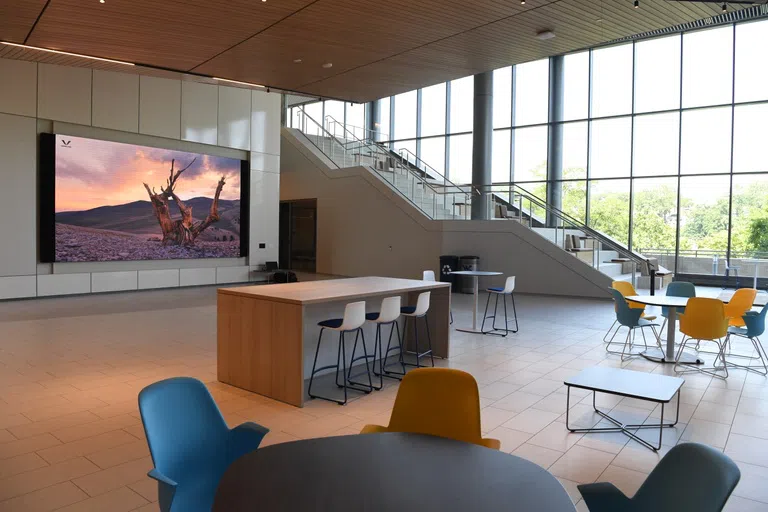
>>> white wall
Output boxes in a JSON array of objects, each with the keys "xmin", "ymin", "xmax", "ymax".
[
  {"xmin": 0, "ymin": 59, "xmax": 282, "ymax": 300},
  {"xmin": 280, "ymin": 127, "xmax": 612, "ymax": 299}
]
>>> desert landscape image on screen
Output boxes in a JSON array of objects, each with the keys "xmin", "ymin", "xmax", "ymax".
[{"xmin": 54, "ymin": 135, "xmax": 243, "ymax": 262}]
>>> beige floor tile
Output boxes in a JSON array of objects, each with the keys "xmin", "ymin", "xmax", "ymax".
[
  {"xmin": 0, "ymin": 481, "xmax": 87, "ymax": 512},
  {"xmin": 280, "ymin": 413, "xmax": 359, "ymax": 439},
  {"xmin": 90, "ymin": 401, "xmax": 141, "ymax": 420},
  {"xmin": 724, "ymin": 496, "xmax": 768, "ymax": 511},
  {"xmin": 575, "ymin": 427, "xmax": 629, "ymax": 455},
  {"xmin": 528, "ymin": 422, "xmax": 584, "ymax": 452},
  {"xmin": 511, "ymin": 443, "xmax": 564, "ymax": 469},
  {"xmin": 56, "ymin": 486, "xmax": 149, "ymax": 512},
  {"xmin": 725, "ymin": 434, "xmax": 768, "ymax": 468},
  {"xmin": 737, "ymin": 397, "xmax": 768, "ymax": 418},
  {"xmin": 597, "ymin": 464, "xmax": 647, "ymax": 497},
  {"xmin": 480, "ymin": 407, "xmax": 518, "ymax": 432},
  {"xmin": 259, "ymin": 430, "xmax": 300, "ymax": 447},
  {"xmin": 731, "ymin": 461, "xmax": 768, "ymax": 504},
  {"xmin": 0, "ymin": 457, "xmax": 99, "ymax": 501},
  {"xmin": 484, "ymin": 426, "xmax": 531, "ymax": 452},
  {"xmin": 130, "ymin": 502, "xmax": 159, "ymax": 512},
  {"xmin": 731, "ymin": 413, "xmax": 768, "ymax": 440},
  {"xmin": 0, "ymin": 413, "xmax": 30, "ymax": 430},
  {"xmin": 555, "ymin": 477, "xmax": 583, "ymax": 504},
  {"xmin": 693, "ymin": 400, "xmax": 738, "ymax": 425},
  {"xmin": 0, "ymin": 452, "xmax": 48, "ymax": 480},
  {"xmin": 72, "ymin": 456, "xmax": 153, "ymax": 497},
  {"xmin": 612, "ymin": 444, "xmax": 669, "ymax": 474},
  {"xmin": 127, "ymin": 478, "xmax": 157, "ymax": 502},
  {"xmin": 9, "ymin": 411, "xmax": 101, "ymax": 440},
  {"xmin": 501, "ymin": 370, "xmax": 546, "ymax": 387},
  {"xmin": 478, "ymin": 381, "xmax": 520, "ymax": 401},
  {"xmin": 123, "ymin": 424, "xmax": 146, "ymax": 441},
  {"xmin": 532, "ymin": 392, "xmax": 572, "ymax": 414},
  {"xmin": 702, "ymin": 387, "xmax": 743, "ymax": 406},
  {"xmin": 680, "ymin": 418, "xmax": 732, "ymax": 448},
  {"xmin": 0, "ymin": 430, "xmax": 14, "ymax": 444},
  {"xmin": 549, "ymin": 445, "xmax": 617, "ymax": 484},
  {"xmin": 492, "ymin": 391, "xmax": 545, "ymax": 413},
  {"xmin": 52, "ymin": 414, "xmax": 140, "ymax": 444},
  {"xmin": 86, "ymin": 440, "xmax": 150, "ymax": 469},
  {"xmin": 518, "ymin": 378, "xmax": 564, "ymax": 397},
  {"xmin": 37, "ymin": 430, "xmax": 138, "ymax": 464},
  {"xmin": 502, "ymin": 409, "xmax": 560, "ymax": 435},
  {"xmin": 0, "ymin": 433, "xmax": 61, "ymax": 460}
]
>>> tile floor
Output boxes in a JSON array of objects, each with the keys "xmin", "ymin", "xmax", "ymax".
[{"xmin": 0, "ymin": 285, "xmax": 767, "ymax": 511}]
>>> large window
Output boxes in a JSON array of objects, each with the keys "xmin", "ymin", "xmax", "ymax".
[
  {"xmin": 353, "ymin": 16, "xmax": 768, "ymax": 283},
  {"xmin": 513, "ymin": 59, "xmax": 549, "ymax": 126}
]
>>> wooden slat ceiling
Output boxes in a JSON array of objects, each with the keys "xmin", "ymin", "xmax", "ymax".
[{"xmin": 0, "ymin": 0, "xmax": 753, "ymax": 102}]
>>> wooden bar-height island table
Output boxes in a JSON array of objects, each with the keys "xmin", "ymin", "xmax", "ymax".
[{"xmin": 217, "ymin": 277, "xmax": 451, "ymax": 407}]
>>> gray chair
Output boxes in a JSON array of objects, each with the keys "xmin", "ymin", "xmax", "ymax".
[{"xmin": 578, "ymin": 443, "xmax": 740, "ymax": 512}]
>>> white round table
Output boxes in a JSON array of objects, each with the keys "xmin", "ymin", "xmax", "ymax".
[
  {"xmin": 625, "ymin": 295, "xmax": 701, "ymax": 364},
  {"xmin": 449, "ymin": 270, "xmax": 503, "ymax": 334}
]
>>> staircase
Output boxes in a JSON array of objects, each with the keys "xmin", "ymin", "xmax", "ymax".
[{"xmin": 291, "ymin": 107, "xmax": 654, "ymax": 287}]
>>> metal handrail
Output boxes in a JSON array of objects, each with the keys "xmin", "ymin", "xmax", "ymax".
[
  {"xmin": 508, "ymin": 183, "xmax": 654, "ymax": 273},
  {"xmin": 396, "ymin": 147, "xmax": 477, "ymax": 196},
  {"xmin": 322, "ymin": 115, "xmax": 470, "ymax": 198}
]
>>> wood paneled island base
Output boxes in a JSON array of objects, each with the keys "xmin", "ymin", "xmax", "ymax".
[{"xmin": 217, "ymin": 277, "xmax": 451, "ymax": 407}]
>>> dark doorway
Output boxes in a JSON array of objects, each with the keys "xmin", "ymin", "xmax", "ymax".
[{"xmin": 279, "ymin": 199, "xmax": 317, "ymax": 272}]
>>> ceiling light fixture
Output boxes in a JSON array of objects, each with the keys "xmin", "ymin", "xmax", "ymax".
[
  {"xmin": 535, "ymin": 30, "xmax": 556, "ymax": 40},
  {"xmin": 99, "ymin": 0, "xmax": 105, "ymax": 3},
  {"xmin": 0, "ymin": 41, "xmax": 134, "ymax": 65},
  {"xmin": 212, "ymin": 77, "xmax": 265, "ymax": 88},
  {"xmin": 293, "ymin": 58, "xmax": 302, "ymax": 63},
  {"xmin": 521, "ymin": 0, "xmax": 525, "ymax": 5},
  {"xmin": 722, "ymin": 2, "xmax": 727, "ymax": 11},
  {"xmin": 634, "ymin": 0, "xmax": 639, "ymax": 8},
  {"xmin": 322, "ymin": 62, "xmax": 333, "ymax": 68}
]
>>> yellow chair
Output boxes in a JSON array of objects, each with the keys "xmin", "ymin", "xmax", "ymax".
[
  {"xmin": 723, "ymin": 288, "xmax": 757, "ymax": 328},
  {"xmin": 360, "ymin": 368, "xmax": 501, "ymax": 450},
  {"xmin": 676, "ymin": 298, "xmax": 730, "ymax": 379}
]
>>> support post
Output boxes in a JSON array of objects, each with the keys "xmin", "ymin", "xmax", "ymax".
[
  {"xmin": 547, "ymin": 56, "xmax": 565, "ymax": 227},
  {"xmin": 472, "ymin": 72, "xmax": 493, "ymax": 220}
]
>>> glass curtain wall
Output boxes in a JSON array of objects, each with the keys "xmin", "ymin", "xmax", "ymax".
[{"xmin": 288, "ymin": 17, "xmax": 768, "ymax": 283}]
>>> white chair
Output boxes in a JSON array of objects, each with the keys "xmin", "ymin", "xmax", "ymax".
[
  {"xmin": 422, "ymin": 269, "xmax": 452, "ymax": 324},
  {"xmin": 480, "ymin": 276, "xmax": 519, "ymax": 336},
  {"xmin": 358, "ymin": 296, "xmax": 404, "ymax": 388},
  {"xmin": 308, "ymin": 301, "xmax": 373, "ymax": 405},
  {"xmin": 401, "ymin": 291, "xmax": 434, "ymax": 368}
]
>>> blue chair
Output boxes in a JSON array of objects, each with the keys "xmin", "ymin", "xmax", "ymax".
[
  {"xmin": 659, "ymin": 281, "xmax": 696, "ymax": 334},
  {"xmin": 578, "ymin": 443, "xmax": 740, "ymax": 512},
  {"xmin": 606, "ymin": 288, "xmax": 661, "ymax": 361},
  {"xmin": 723, "ymin": 304, "xmax": 768, "ymax": 375},
  {"xmin": 138, "ymin": 377, "xmax": 269, "ymax": 512}
]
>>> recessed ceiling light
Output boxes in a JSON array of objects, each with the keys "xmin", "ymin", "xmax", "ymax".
[
  {"xmin": 99, "ymin": 0, "xmax": 105, "ymax": 3},
  {"xmin": 293, "ymin": 58, "xmax": 302, "ymax": 63},
  {"xmin": 634, "ymin": 0, "xmax": 639, "ymax": 8},
  {"xmin": 322, "ymin": 62, "xmax": 333, "ymax": 69}
]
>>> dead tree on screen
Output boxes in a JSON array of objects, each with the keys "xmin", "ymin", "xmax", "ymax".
[{"xmin": 142, "ymin": 158, "xmax": 226, "ymax": 246}]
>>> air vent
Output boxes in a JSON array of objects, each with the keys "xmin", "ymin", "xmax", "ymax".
[{"xmin": 599, "ymin": 4, "xmax": 768, "ymax": 47}]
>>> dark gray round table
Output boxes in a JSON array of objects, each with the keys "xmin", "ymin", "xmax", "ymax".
[{"xmin": 213, "ymin": 432, "xmax": 576, "ymax": 511}]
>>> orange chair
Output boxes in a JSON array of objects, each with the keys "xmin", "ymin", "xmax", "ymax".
[
  {"xmin": 723, "ymin": 288, "xmax": 757, "ymax": 328},
  {"xmin": 359, "ymin": 368, "xmax": 500, "ymax": 450},
  {"xmin": 676, "ymin": 298, "xmax": 730, "ymax": 379}
]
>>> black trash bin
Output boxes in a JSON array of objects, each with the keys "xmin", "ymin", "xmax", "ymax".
[
  {"xmin": 439, "ymin": 255, "xmax": 459, "ymax": 288},
  {"xmin": 459, "ymin": 255, "xmax": 480, "ymax": 294}
]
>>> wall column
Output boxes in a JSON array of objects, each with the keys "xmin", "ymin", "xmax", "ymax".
[
  {"xmin": 366, "ymin": 100, "xmax": 381, "ymax": 141},
  {"xmin": 547, "ymin": 56, "xmax": 565, "ymax": 227},
  {"xmin": 472, "ymin": 71, "xmax": 493, "ymax": 220}
]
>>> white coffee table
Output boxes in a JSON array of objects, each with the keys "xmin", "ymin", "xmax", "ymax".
[
  {"xmin": 449, "ymin": 270, "xmax": 502, "ymax": 334},
  {"xmin": 565, "ymin": 367, "xmax": 683, "ymax": 451}
]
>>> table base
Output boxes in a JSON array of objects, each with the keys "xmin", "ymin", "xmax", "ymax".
[
  {"xmin": 640, "ymin": 348, "xmax": 703, "ymax": 365},
  {"xmin": 566, "ymin": 388, "xmax": 680, "ymax": 452},
  {"xmin": 456, "ymin": 328, "xmax": 486, "ymax": 335}
]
